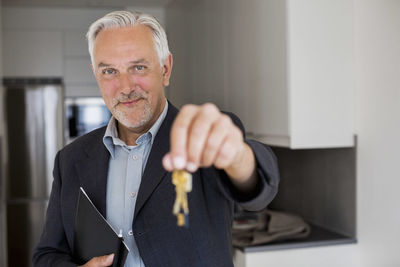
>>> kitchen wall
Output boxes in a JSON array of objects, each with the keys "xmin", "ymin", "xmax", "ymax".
[{"xmin": 354, "ymin": 0, "xmax": 400, "ymax": 265}]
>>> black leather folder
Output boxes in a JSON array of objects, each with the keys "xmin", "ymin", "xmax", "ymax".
[{"xmin": 73, "ymin": 187, "xmax": 129, "ymax": 267}]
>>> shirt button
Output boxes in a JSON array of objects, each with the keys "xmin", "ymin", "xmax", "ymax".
[
  {"xmin": 130, "ymin": 192, "xmax": 136, "ymax": 197},
  {"xmin": 133, "ymin": 155, "xmax": 138, "ymax": 160},
  {"xmin": 128, "ymin": 230, "xmax": 133, "ymax": 236}
]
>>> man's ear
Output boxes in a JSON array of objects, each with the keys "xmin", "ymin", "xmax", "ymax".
[
  {"xmin": 91, "ymin": 63, "xmax": 95, "ymax": 74},
  {"xmin": 162, "ymin": 53, "xmax": 173, "ymax": 87}
]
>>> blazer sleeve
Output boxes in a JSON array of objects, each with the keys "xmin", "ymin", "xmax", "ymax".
[
  {"xmin": 215, "ymin": 112, "xmax": 280, "ymax": 211},
  {"xmin": 32, "ymin": 151, "xmax": 77, "ymax": 267}
]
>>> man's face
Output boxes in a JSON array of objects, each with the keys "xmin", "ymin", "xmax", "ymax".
[{"xmin": 92, "ymin": 25, "xmax": 172, "ymax": 134}]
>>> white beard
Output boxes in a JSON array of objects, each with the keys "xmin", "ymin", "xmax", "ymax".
[{"xmin": 112, "ymin": 99, "xmax": 152, "ymax": 129}]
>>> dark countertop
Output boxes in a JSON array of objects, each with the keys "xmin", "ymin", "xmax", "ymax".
[{"xmin": 234, "ymin": 223, "xmax": 357, "ymax": 253}]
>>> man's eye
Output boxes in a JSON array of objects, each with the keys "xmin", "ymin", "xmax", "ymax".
[
  {"xmin": 135, "ymin": 65, "xmax": 146, "ymax": 71},
  {"xmin": 103, "ymin": 69, "xmax": 117, "ymax": 75}
]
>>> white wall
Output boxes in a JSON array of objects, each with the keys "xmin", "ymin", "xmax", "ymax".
[{"xmin": 354, "ymin": 0, "xmax": 400, "ymax": 266}]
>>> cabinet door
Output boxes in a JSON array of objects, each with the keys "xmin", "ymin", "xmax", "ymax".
[
  {"xmin": 242, "ymin": 0, "xmax": 290, "ymax": 142},
  {"xmin": 247, "ymin": 0, "xmax": 354, "ymax": 149},
  {"xmin": 3, "ymin": 30, "xmax": 63, "ymax": 77},
  {"xmin": 287, "ymin": 0, "xmax": 354, "ymax": 149},
  {"xmin": 166, "ymin": 0, "xmax": 354, "ymax": 149}
]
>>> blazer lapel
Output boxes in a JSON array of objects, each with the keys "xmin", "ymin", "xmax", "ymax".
[
  {"xmin": 75, "ymin": 129, "xmax": 110, "ymax": 217},
  {"xmin": 134, "ymin": 103, "xmax": 178, "ymax": 218}
]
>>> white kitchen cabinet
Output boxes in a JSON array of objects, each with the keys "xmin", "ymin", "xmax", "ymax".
[
  {"xmin": 167, "ymin": 0, "xmax": 355, "ymax": 149},
  {"xmin": 229, "ymin": 0, "xmax": 355, "ymax": 149},
  {"xmin": 3, "ymin": 30, "xmax": 63, "ymax": 77}
]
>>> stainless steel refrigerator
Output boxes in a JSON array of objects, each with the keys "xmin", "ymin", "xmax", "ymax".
[{"xmin": 2, "ymin": 78, "xmax": 63, "ymax": 267}]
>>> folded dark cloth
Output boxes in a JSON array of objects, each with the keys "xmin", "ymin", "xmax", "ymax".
[{"xmin": 232, "ymin": 209, "xmax": 311, "ymax": 247}]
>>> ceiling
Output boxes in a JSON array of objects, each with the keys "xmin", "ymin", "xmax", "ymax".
[{"xmin": 1, "ymin": 0, "xmax": 172, "ymax": 8}]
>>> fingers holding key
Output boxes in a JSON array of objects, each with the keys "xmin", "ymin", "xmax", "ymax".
[
  {"xmin": 213, "ymin": 126, "xmax": 244, "ymax": 170},
  {"xmin": 163, "ymin": 103, "xmax": 245, "ymax": 173},
  {"xmin": 185, "ymin": 103, "xmax": 220, "ymax": 171},
  {"xmin": 200, "ymin": 114, "xmax": 232, "ymax": 167},
  {"xmin": 167, "ymin": 104, "xmax": 199, "ymax": 170}
]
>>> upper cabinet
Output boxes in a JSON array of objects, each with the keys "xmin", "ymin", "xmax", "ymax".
[
  {"xmin": 245, "ymin": 0, "xmax": 354, "ymax": 149},
  {"xmin": 167, "ymin": 0, "xmax": 354, "ymax": 149}
]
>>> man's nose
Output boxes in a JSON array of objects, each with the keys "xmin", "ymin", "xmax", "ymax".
[{"xmin": 118, "ymin": 73, "xmax": 135, "ymax": 95}]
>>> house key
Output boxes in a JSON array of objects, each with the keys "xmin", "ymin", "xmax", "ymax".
[{"xmin": 172, "ymin": 170, "xmax": 192, "ymax": 227}]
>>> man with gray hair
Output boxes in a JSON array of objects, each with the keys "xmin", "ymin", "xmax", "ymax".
[{"xmin": 33, "ymin": 10, "xmax": 279, "ymax": 267}]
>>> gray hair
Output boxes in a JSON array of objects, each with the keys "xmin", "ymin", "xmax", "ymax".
[{"xmin": 86, "ymin": 10, "xmax": 170, "ymax": 67}]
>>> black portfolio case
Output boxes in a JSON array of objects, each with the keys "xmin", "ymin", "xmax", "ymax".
[{"xmin": 73, "ymin": 187, "xmax": 129, "ymax": 267}]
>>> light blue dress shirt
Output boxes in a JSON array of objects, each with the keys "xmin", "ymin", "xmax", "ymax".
[{"xmin": 103, "ymin": 101, "xmax": 168, "ymax": 267}]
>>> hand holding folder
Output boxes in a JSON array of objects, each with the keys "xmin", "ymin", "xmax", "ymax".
[
  {"xmin": 79, "ymin": 253, "xmax": 115, "ymax": 267},
  {"xmin": 74, "ymin": 188, "xmax": 129, "ymax": 267}
]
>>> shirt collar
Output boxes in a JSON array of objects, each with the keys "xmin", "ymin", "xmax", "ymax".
[{"xmin": 103, "ymin": 99, "xmax": 169, "ymax": 158}]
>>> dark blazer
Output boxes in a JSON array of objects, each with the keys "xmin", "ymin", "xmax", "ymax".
[{"xmin": 33, "ymin": 103, "xmax": 279, "ymax": 267}]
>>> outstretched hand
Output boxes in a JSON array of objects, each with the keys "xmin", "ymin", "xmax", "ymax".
[{"xmin": 162, "ymin": 103, "xmax": 258, "ymax": 192}]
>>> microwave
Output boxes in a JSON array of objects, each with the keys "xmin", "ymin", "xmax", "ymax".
[{"xmin": 65, "ymin": 97, "xmax": 111, "ymax": 144}]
